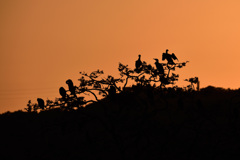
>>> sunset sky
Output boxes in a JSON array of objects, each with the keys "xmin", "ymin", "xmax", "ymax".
[{"xmin": 1, "ymin": 0, "xmax": 240, "ymax": 113}]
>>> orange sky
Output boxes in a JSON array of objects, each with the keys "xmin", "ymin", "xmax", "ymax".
[{"xmin": 1, "ymin": 0, "xmax": 240, "ymax": 113}]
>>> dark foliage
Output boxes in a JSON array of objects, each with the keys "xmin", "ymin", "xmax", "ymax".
[
  {"xmin": 25, "ymin": 49, "xmax": 190, "ymax": 112},
  {"xmin": 1, "ymin": 87, "xmax": 240, "ymax": 159},
  {"xmin": 6, "ymin": 49, "xmax": 235, "ymax": 159}
]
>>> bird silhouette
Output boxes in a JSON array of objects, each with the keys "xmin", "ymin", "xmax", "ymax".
[
  {"xmin": 59, "ymin": 87, "xmax": 67, "ymax": 100},
  {"xmin": 108, "ymin": 85, "xmax": 116, "ymax": 98},
  {"xmin": 154, "ymin": 58, "xmax": 164, "ymax": 74},
  {"xmin": 66, "ymin": 79, "xmax": 76, "ymax": 97},
  {"xmin": 37, "ymin": 98, "xmax": 45, "ymax": 110},
  {"xmin": 162, "ymin": 49, "xmax": 178, "ymax": 65},
  {"xmin": 135, "ymin": 54, "xmax": 142, "ymax": 72}
]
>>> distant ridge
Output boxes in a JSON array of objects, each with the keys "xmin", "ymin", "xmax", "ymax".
[{"xmin": 1, "ymin": 86, "xmax": 240, "ymax": 159}]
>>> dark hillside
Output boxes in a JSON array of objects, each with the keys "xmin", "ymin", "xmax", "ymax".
[{"xmin": 1, "ymin": 87, "xmax": 240, "ymax": 160}]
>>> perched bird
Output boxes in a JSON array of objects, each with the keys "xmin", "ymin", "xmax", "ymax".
[
  {"xmin": 59, "ymin": 87, "xmax": 67, "ymax": 100},
  {"xmin": 37, "ymin": 98, "xmax": 45, "ymax": 110},
  {"xmin": 162, "ymin": 49, "xmax": 169, "ymax": 61},
  {"xmin": 154, "ymin": 58, "xmax": 164, "ymax": 74},
  {"xmin": 135, "ymin": 54, "xmax": 142, "ymax": 72},
  {"xmin": 162, "ymin": 49, "xmax": 178, "ymax": 65},
  {"xmin": 171, "ymin": 53, "xmax": 178, "ymax": 61},
  {"xmin": 66, "ymin": 79, "xmax": 76, "ymax": 97},
  {"xmin": 108, "ymin": 85, "xmax": 116, "ymax": 98},
  {"xmin": 147, "ymin": 64, "xmax": 152, "ymax": 70}
]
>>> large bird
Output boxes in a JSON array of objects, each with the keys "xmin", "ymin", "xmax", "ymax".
[
  {"xmin": 162, "ymin": 49, "xmax": 178, "ymax": 65},
  {"xmin": 135, "ymin": 54, "xmax": 142, "ymax": 72},
  {"xmin": 66, "ymin": 79, "xmax": 76, "ymax": 97},
  {"xmin": 37, "ymin": 98, "xmax": 45, "ymax": 110},
  {"xmin": 154, "ymin": 59, "xmax": 164, "ymax": 74},
  {"xmin": 108, "ymin": 85, "xmax": 116, "ymax": 98},
  {"xmin": 59, "ymin": 87, "xmax": 67, "ymax": 100}
]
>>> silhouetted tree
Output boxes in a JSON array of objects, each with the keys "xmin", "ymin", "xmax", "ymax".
[
  {"xmin": 118, "ymin": 49, "xmax": 188, "ymax": 89},
  {"xmin": 184, "ymin": 77, "xmax": 199, "ymax": 91},
  {"xmin": 78, "ymin": 70, "xmax": 123, "ymax": 101},
  {"xmin": 26, "ymin": 49, "xmax": 190, "ymax": 111},
  {"xmin": 25, "ymin": 100, "xmax": 32, "ymax": 113}
]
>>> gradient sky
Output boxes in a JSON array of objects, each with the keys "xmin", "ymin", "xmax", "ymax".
[{"xmin": 1, "ymin": 0, "xmax": 240, "ymax": 113}]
